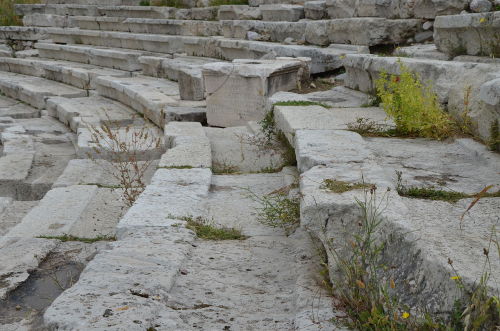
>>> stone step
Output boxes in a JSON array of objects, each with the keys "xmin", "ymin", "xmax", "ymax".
[
  {"xmin": 43, "ymin": 28, "xmax": 365, "ymax": 73},
  {"xmin": 297, "ymin": 129, "xmax": 500, "ymax": 315},
  {"xmin": 0, "ymin": 200, "xmax": 38, "ymax": 237},
  {"xmin": 43, "ymin": 226, "xmax": 196, "ymax": 329},
  {"xmin": 221, "ymin": 18, "xmax": 422, "ymax": 46},
  {"xmin": 43, "ymin": 0, "xmax": 142, "ymax": 5},
  {"xmin": 274, "ymin": 104, "xmax": 391, "ymax": 147},
  {"xmin": 71, "ymin": 16, "xmax": 222, "ymax": 37},
  {"xmin": 116, "ymin": 167, "xmax": 212, "ymax": 232},
  {"xmin": 46, "ymin": 95, "xmax": 142, "ymax": 132},
  {"xmin": 18, "ymin": 4, "xmax": 220, "ymax": 20},
  {"xmin": 0, "ymin": 95, "xmax": 40, "ymax": 119},
  {"xmin": 0, "ymin": 57, "xmax": 131, "ymax": 90},
  {"xmin": 205, "ymin": 125, "xmax": 288, "ymax": 174},
  {"xmin": 0, "ymin": 237, "xmax": 58, "ymax": 300},
  {"xmin": 325, "ymin": 0, "xmax": 470, "ymax": 19},
  {"xmin": 0, "ymin": 26, "xmax": 48, "ymax": 41},
  {"xmin": 159, "ymin": 121, "xmax": 211, "ymax": 169},
  {"xmin": 343, "ymin": 54, "xmax": 500, "ymax": 141},
  {"xmin": 0, "ymin": 71, "xmax": 87, "ymax": 109},
  {"xmin": 140, "ymin": 55, "xmax": 222, "ymax": 101},
  {"xmin": 52, "ymin": 158, "xmax": 158, "ymax": 188},
  {"xmin": 35, "ymin": 42, "xmax": 172, "ymax": 72},
  {"xmin": 4, "ymin": 184, "xmax": 126, "ymax": 239},
  {"xmin": 94, "ymin": 75, "xmax": 205, "ymax": 127},
  {"xmin": 434, "ymin": 12, "xmax": 500, "ymax": 58},
  {"xmin": 40, "ymin": 17, "xmax": 422, "ymax": 47},
  {"xmin": 260, "ymin": 4, "xmax": 304, "ymax": 21}
]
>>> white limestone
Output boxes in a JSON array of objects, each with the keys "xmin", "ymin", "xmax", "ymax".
[{"xmin": 203, "ymin": 58, "xmax": 309, "ymax": 127}]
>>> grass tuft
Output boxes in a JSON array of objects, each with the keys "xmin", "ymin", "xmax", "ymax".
[
  {"xmin": 182, "ymin": 216, "xmax": 246, "ymax": 241},
  {"xmin": 210, "ymin": 0, "xmax": 248, "ymax": 6},
  {"xmin": 38, "ymin": 234, "xmax": 116, "ymax": 243},
  {"xmin": 273, "ymin": 100, "xmax": 332, "ymax": 109},
  {"xmin": 321, "ymin": 179, "xmax": 373, "ymax": 194},
  {"xmin": 396, "ymin": 172, "xmax": 500, "ymax": 203}
]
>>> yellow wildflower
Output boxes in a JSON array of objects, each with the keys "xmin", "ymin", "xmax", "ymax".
[
  {"xmin": 402, "ymin": 312, "xmax": 410, "ymax": 319},
  {"xmin": 479, "ymin": 18, "xmax": 487, "ymax": 23},
  {"xmin": 451, "ymin": 276, "xmax": 461, "ymax": 280}
]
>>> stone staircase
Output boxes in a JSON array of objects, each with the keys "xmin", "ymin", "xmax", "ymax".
[{"xmin": 0, "ymin": 0, "xmax": 498, "ymax": 329}]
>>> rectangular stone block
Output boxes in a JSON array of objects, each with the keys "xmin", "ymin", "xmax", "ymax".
[{"xmin": 203, "ymin": 58, "xmax": 310, "ymax": 127}]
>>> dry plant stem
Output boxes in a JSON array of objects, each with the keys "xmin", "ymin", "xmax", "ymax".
[{"xmin": 86, "ymin": 116, "xmax": 161, "ymax": 207}]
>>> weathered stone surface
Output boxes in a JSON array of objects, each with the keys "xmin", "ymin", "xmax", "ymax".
[
  {"xmin": 218, "ymin": 5, "xmax": 262, "ymax": 20},
  {"xmin": 260, "ymin": 4, "xmax": 304, "ymax": 21},
  {"xmin": 53, "ymin": 158, "xmax": 156, "ymax": 189},
  {"xmin": 0, "ymin": 237, "xmax": 58, "ymax": 299},
  {"xmin": 116, "ymin": 168, "xmax": 211, "ymax": 232},
  {"xmin": 205, "ymin": 126, "xmax": 287, "ymax": 173},
  {"xmin": 434, "ymin": 12, "xmax": 500, "ymax": 58},
  {"xmin": 274, "ymin": 105, "xmax": 392, "ymax": 145},
  {"xmin": 344, "ymin": 54, "xmax": 500, "ymax": 141},
  {"xmin": 393, "ymin": 44, "xmax": 451, "ymax": 60},
  {"xmin": 0, "ymin": 71, "xmax": 86, "ymax": 109},
  {"xmin": 300, "ymin": 136, "xmax": 500, "ymax": 315},
  {"xmin": 203, "ymin": 58, "xmax": 309, "ymax": 127},
  {"xmin": 304, "ymin": 0, "xmax": 327, "ymax": 20},
  {"xmin": 44, "ymin": 226, "xmax": 195, "ymax": 330},
  {"xmin": 22, "ymin": 13, "xmax": 74, "ymax": 28},
  {"xmin": 0, "ymin": 57, "xmax": 130, "ymax": 90},
  {"xmin": 94, "ymin": 75, "xmax": 181, "ymax": 127},
  {"xmin": 159, "ymin": 122, "xmax": 211, "ymax": 169},
  {"xmin": 0, "ymin": 26, "xmax": 47, "ymax": 41},
  {"xmin": 36, "ymin": 43, "xmax": 166, "ymax": 72},
  {"xmin": 326, "ymin": 0, "xmax": 469, "ymax": 19},
  {"xmin": 43, "ymin": 29, "xmax": 361, "ymax": 74},
  {"xmin": 47, "ymin": 96, "xmax": 140, "ymax": 132},
  {"xmin": 295, "ymin": 129, "xmax": 373, "ymax": 173},
  {"xmin": 470, "ymin": 0, "xmax": 492, "ymax": 12},
  {"xmin": 221, "ymin": 18, "xmax": 422, "ymax": 46}
]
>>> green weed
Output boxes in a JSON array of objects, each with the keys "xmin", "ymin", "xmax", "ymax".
[
  {"xmin": 38, "ymin": 234, "xmax": 116, "ymax": 243},
  {"xmin": 488, "ymin": 119, "xmax": 499, "ymax": 152},
  {"xmin": 182, "ymin": 216, "xmax": 246, "ymax": 240},
  {"xmin": 321, "ymin": 179, "xmax": 373, "ymax": 194},
  {"xmin": 396, "ymin": 171, "xmax": 500, "ymax": 203},
  {"xmin": 376, "ymin": 62, "xmax": 454, "ymax": 140},
  {"xmin": 248, "ymin": 189, "xmax": 300, "ymax": 236},
  {"xmin": 210, "ymin": 0, "xmax": 248, "ymax": 6},
  {"xmin": 273, "ymin": 100, "xmax": 332, "ymax": 109}
]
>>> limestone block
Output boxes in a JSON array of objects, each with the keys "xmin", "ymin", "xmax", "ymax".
[
  {"xmin": 304, "ymin": 1, "xmax": 327, "ymax": 20},
  {"xmin": 434, "ymin": 12, "xmax": 500, "ymax": 57},
  {"xmin": 22, "ymin": 13, "xmax": 74, "ymax": 28},
  {"xmin": 203, "ymin": 58, "xmax": 309, "ymax": 127},
  {"xmin": 260, "ymin": 4, "xmax": 305, "ymax": 21},
  {"xmin": 0, "ymin": 26, "xmax": 47, "ymax": 41},
  {"xmin": 218, "ymin": 5, "xmax": 262, "ymax": 20},
  {"xmin": 178, "ymin": 67, "xmax": 205, "ymax": 101}
]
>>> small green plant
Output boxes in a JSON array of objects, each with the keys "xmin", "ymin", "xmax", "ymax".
[
  {"xmin": 182, "ymin": 216, "xmax": 246, "ymax": 240},
  {"xmin": 210, "ymin": 0, "xmax": 248, "ymax": 6},
  {"xmin": 212, "ymin": 160, "xmax": 238, "ymax": 174},
  {"xmin": 38, "ymin": 234, "xmax": 116, "ymax": 243},
  {"xmin": 321, "ymin": 179, "xmax": 373, "ymax": 194},
  {"xmin": 139, "ymin": 0, "xmax": 150, "ymax": 5},
  {"xmin": 248, "ymin": 188, "xmax": 300, "ymax": 236},
  {"xmin": 376, "ymin": 62, "xmax": 454, "ymax": 140},
  {"xmin": 324, "ymin": 185, "xmax": 446, "ymax": 330},
  {"xmin": 150, "ymin": 0, "xmax": 188, "ymax": 7},
  {"xmin": 346, "ymin": 117, "xmax": 398, "ymax": 137},
  {"xmin": 396, "ymin": 171, "xmax": 500, "ymax": 203},
  {"xmin": 488, "ymin": 119, "xmax": 499, "ymax": 151},
  {"xmin": 273, "ymin": 100, "xmax": 332, "ymax": 109},
  {"xmin": 448, "ymin": 227, "xmax": 500, "ymax": 330}
]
